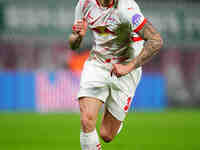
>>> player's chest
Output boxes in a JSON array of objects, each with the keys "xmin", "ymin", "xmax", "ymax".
[{"xmin": 83, "ymin": 5, "xmax": 120, "ymax": 29}]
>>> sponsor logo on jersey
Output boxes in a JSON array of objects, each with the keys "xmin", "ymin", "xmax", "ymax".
[
  {"xmin": 132, "ymin": 13, "xmax": 142, "ymax": 26},
  {"xmin": 93, "ymin": 26, "xmax": 110, "ymax": 36}
]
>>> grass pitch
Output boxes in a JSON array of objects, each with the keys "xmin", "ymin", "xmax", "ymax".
[{"xmin": 0, "ymin": 111, "xmax": 200, "ymax": 150}]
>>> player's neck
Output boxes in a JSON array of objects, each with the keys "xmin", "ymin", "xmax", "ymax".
[{"xmin": 98, "ymin": 0, "xmax": 114, "ymax": 8}]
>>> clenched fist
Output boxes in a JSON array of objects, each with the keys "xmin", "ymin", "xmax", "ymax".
[
  {"xmin": 111, "ymin": 63, "xmax": 133, "ymax": 77},
  {"xmin": 72, "ymin": 18, "xmax": 88, "ymax": 37}
]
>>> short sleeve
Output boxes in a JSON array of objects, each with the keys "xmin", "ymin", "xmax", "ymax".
[
  {"xmin": 74, "ymin": 0, "xmax": 84, "ymax": 24},
  {"xmin": 120, "ymin": 0, "xmax": 147, "ymax": 33}
]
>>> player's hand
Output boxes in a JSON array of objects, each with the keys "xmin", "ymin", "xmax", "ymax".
[
  {"xmin": 111, "ymin": 63, "xmax": 133, "ymax": 77},
  {"xmin": 72, "ymin": 18, "xmax": 87, "ymax": 37}
]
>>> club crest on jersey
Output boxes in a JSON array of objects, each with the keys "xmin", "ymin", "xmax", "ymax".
[{"xmin": 132, "ymin": 14, "xmax": 142, "ymax": 26}]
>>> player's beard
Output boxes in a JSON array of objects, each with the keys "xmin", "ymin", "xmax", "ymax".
[{"xmin": 100, "ymin": 0, "xmax": 113, "ymax": 7}]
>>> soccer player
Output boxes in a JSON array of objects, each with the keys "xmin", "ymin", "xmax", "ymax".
[{"xmin": 68, "ymin": 0, "xmax": 163, "ymax": 149}]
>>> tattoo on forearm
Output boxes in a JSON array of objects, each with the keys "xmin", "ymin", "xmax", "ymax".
[
  {"xmin": 133, "ymin": 20, "xmax": 163, "ymax": 69},
  {"xmin": 139, "ymin": 21, "xmax": 157, "ymax": 39}
]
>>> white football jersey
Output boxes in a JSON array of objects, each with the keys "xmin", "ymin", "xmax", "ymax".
[{"xmin": 74, "ymin": 0, "xmax": 146, "ymax": 64}]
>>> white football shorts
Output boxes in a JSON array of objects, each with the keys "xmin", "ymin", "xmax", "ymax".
[{"xmin": 77, "ymin": 58, "xmax": 142, "ymax": 121}]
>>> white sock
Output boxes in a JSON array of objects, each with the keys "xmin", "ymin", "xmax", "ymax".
[
  {"xmin": 117, "ymin": 122, "xmax": 123, "ymax": 135},
  {"xmin": 80, "ymin": 129, "xmax": 101, "ymax": 150}
]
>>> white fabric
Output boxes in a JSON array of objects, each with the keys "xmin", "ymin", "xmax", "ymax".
[
  {"xmin": 77, "ymin": 59, "xmax": 142, "ymax": 121},
  {"xmin": 117, "ymin": 122, "xmax": 123, "ymax": 134},
  {"xmin": 74, "ymin": 0, "xmax": 145, "ymax": 66},
  {"xmin": 80, "ymin": 129, "xmax": 101, "ymax": 150}
]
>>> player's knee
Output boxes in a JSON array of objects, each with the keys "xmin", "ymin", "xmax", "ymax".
[
  {"xmin": 81, "ymin": 112, "xmax": 96, "ymax": 132},
  {"xmin": 100, "ymin": 128, "xmax": 114, "ymax": 143}
]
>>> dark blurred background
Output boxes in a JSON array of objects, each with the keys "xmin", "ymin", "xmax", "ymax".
[{"xmin": 0, "ymin": 0, "xmax": 200, "ymax": 112}]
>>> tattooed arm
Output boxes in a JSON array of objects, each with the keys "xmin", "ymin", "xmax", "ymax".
[
  {"xmin": 111, "ymin": 20, "xmax": 163, "ymax": 77},
  {"xmin": 130, "ymin": 20, "xmax": 163, "ymax": 69}
]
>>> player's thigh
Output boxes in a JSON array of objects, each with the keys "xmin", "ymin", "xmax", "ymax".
[
  {"xmin": 100, "ymin": 108, "xmax": 122, "ymax": 139},
  {"xmin": 99, "ymin": 69, "xmax": 142, "ymax": 137},
  {"xmin": 79, "ymin": 97, "xmax": 103, "ymax": 128},
  {"xmin": 79, "ymin": 97, "xmax": 103, "ymax": 115}
]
